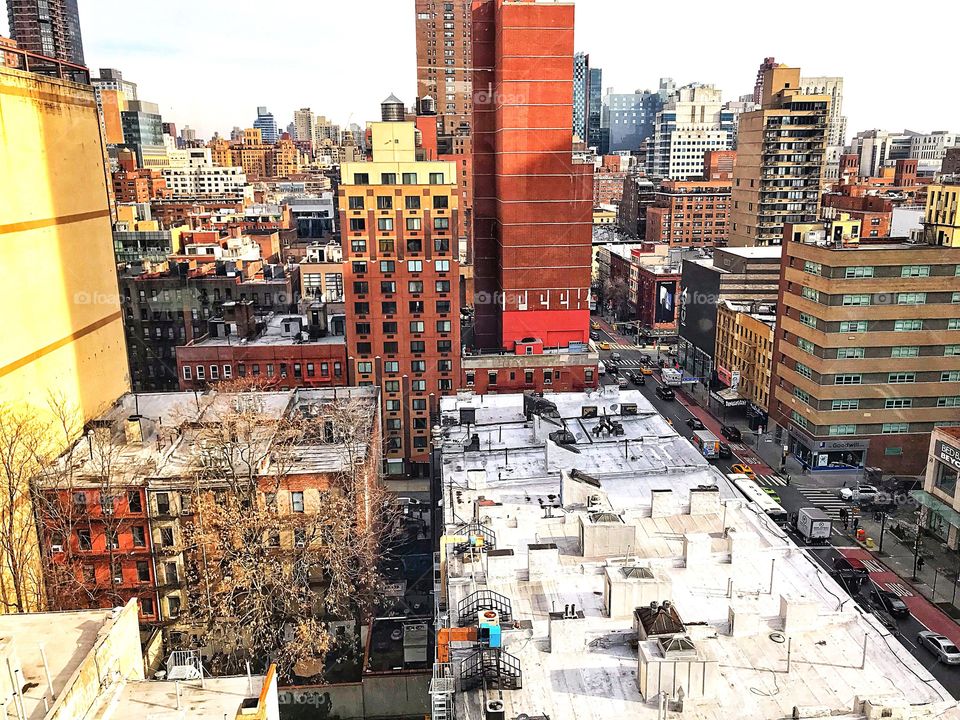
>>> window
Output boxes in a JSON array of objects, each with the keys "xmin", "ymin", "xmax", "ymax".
[
  {"xmin": 949, "ymin": 319, "xmax": 960, "ymax": 330},
  {"xmin": 434, "ymin": 217, "xmax": 450, "ymax": 230},
  {"xmin": 438, "ymin": 339, "xmax": 452, "ymax": 352},
  {"xmin": 409, "ymin": 280, "xmax": 424, "ymax": 293},
  {"xmin": 943, "ymin": 372, "xmax": 960, "ymax": 382},
  {"xmin": 196, "ymin": 365, "xmax": 205, "ymax": 381},
  {"xmin": 412, "ymin": 399, "xmax": 427, "ymax": 411},
  {"xmin": 897, "ymin": 292, "xmax": 926, "ymax": 305},
  {"xmin": 799, "ymin": 313, "xmax": 817, "ymax": 328},
  {"xmin": 437, "ymin": 301, "xmax": 451, "ymax": 314},
  {"xmin": 885, "ymin": 398, "xmax": 913, "ymax": 409},
  {"xmin": 381, "ymin": 172, "xmax": 397, "ymax": 184},
  {"xmin": 132, "ymin": 525, "xmax": 146, "ymax": 547},
  {"xmin": 382, "ymin": 301, "xmax": 397, "ymax": 314},
  {"xmin": 791, "ymin": 411, "xmax": 808, "ymax": 429},
  {"xmin": 378, "ymin": 239, "xmax": 394, "ymax": 253},
  {"xmin": 354, "ymin": 301, "xmax": 369, "ymax": 314},
  {"xmin": 438, "ymin": 359, "xmax": 452, "ymax": 371},
  {"xmin": 937, "ymin": 397, "xmax": 960, "ymax": 408},
  {"xmin": 377, "ymin": 196, "xmax": 393, "ymax": 210},
  {"xmin": 834, "ymin": 374, "xmax": 861, "ymax": 385},
  {"xmin": 380, "ymin": 260, "xmax": 395, "ymax": 273},
  {"xmin": 357, "ymin": 361, "xmax": 373, "ymax": 374},
  {"xmin": 77, "ymin": 529, "xmax": 92, "ymax": 550},
  {"xmin": 409, "ymin": 300, "xmax": 425, "ymax": 313},
  {"xmin": 407, "ymin": 260, "xmax": 423, "ymax": 272},
  {"xmin": 412, "ymin": 360, "xmax": 427, "ymax": 373},
  {"xmin": 842, "ymin": 294, "xmax": 870, "ymax": 306},
  {"xmin": 378, "ymin": 217, "xmax": 394, "ymax": 231},
  {"xmin": 356, "ymin": 322, "xmax": 371, "ymax": 335},
  {"xmin": 182, "ymin": 366, "xmax": 192, "ymax": 381},
  {"xmin": 383, "ymin": 321, "xmax": 398, "ymax": 334},
  {"xmin": 803, "ymin": 261, "xmax": 822, "ymax": 275},
  {"xmin": 137, "ymin": 561, "xmax": 150, "ymax": 582},
  {"xmin": 488, "ymin": 371, "xmax": 498, "ymax": 386},
  {"xmin": 412, "ymin": 380, "xmax": 427, "ymax": 391},
  {"xmin": 437, "ymin": 320, "xmax": 452, "ymax": 332},
  {"xmin": 410, "ymin": 341, "xmax": 426, "ymax": 353},
  {"xmin": 386, "ymin": 400, "xmax": 401, "ymax": 412},
  {"xmin": 354, "ymin": 173, "xmax": 369, "ymax": 185},
  {"xmin": 466, "ymin": 372, "xmax": 475, "ymax": 386},
  {"xmin": 829, "ymin": 424, "xmax": 857, "ymax": 436},
  {"xmin": 160, "ymin": 528, "xmax": 174, "ymax": 547},
  {"xmin": 429, "ymin": 172, "xmax": 444, "ymax": 184},
  {"xmin": 433, "ymin": 195, "xmax": 449, "ymax": 209},
  {"xmin": 544, "ymin": 370, "xmax": 553, "ymax": 385},
  {"xmin": 794, "ymin": 388, "xmax": 811, "ymax": 403},
  {"xmin": 891, "ymin": 346, "xmax": 919, "ymax": 358},
  {"xmin": 405, "ymin": 196, "xmax": 421, "ymax": 210},
  {"xmin": 844, "ymin": 266, "xmax": 874, "ymax": 278},
  {"xmin": 349, "ymin": 218, "xmax": 366, "ymax": 232},
  {"xmin": 410, "ymin": 321, "xmax": 425, "ymax": 333},
  {"xmin": 436, "ymin": 260, "xmax": 450, "ymax": 272},
  {"xmin": 882, "ymin": 423, "xmax": 910, "ymax": 434},
  {"xmin": 838, "ymin": 320, "xmax": 867, "ymax": 333},
  {"xmin": 888, "ymin": 373, "xmax": 916, "ymax": 384},
  {"xmin": 797, "ymin": 338, "xmax": 815, "ymax": 354},
  {"xmin": 796, "ymin": 363, "xmax": 813, "ymax": 379},
  {"xmin": 436, "ymin": 280, "xmax": 451, "ymax": 293},
  {"xmin": 351, "ymin": 239, "xmax": 367, "ymax": 252},
  {"xmin": 384, "ymin": 341, "xmax": 398, "ymax": 354},
  {"xmin": 167, "ymin": 596, "xmax": 181, "ymax": 617},
  {"xmin": 348, "ymin": 196, "xmax": 364, "ymax": 210},
  {"xmin": 434, "ymin": 238, "xmax": 450, "ymax": 252},
  {"xmin": 291, "ymin": 492, "xmax": 305, "ymax": 513},
  {"xmin": 832, "ymin": 400, "xmax": 859, "ymax": 410},
  {"xmin": 128, "ymin": 490, "xmax": 143, "ymax": 513},
  {"xmin": 402, "ymin": 172, "xmax": 417, "ymax": 184},
  {"xmin": 384, "ymin": 361, "xmax": 399, "ymax": 373},
  {"xmin": 406, "ymin": 217, "xmax": 422, "ymax": 231},
  {"xmin": 954, "ymin": 292, "xmax": 960, "ymax": 303},
  {"xmin": 895, "ymin": 320, "xmax": 923, "ymax": 331},
  {"xmin": 801, "ymin": 287, "xmax": 820, "ymax": 302},
  {"xmin": 837, "ymin": 347, "xmax": 864, "ymax": 359},
  {"xmin": 946, "ymin": 346, "xmax": 960, "ymax": 357},
  {"xmin": 901, "ymin": 265, "xmax": 930, "ymax": 277}
]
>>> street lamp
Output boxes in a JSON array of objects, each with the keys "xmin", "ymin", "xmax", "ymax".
[
  {"xmin": 877, "ymin": 512, "xmax": 887, "ymax": 555},
  {"xmin": 912, "ymin": 506, "xmax": 925, "ymax": 581}
]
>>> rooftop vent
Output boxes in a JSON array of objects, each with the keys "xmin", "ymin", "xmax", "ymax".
[
  {"xmin": 635, "ymin": 600, "xmax": 686, "ymax": 639},
  {"xmin": 570, "ymin": 469, "xmax": 602, "ymax": 488},
  {"xmin": 589, "ymin": 512, "xmax": 623, "ymax": 524},
  {"xmin": 622, "ymin": 566, "xmax": 654, "ymax": 580}
]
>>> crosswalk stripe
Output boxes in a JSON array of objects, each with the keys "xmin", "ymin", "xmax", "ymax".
[
  {"xmin": 756, "ymin": 474, "xmax": 788, "ymax": 487},
  {"xmin": 884, "ymin": 582, "xmax": 914, "ymax": 597},
  {"xmin": 862, "ymin": 559, "xmax": 885, "ymax": 573},
  {"xmin": 795, "ymin": 486, "xmax": 849, "ymax": 519}
]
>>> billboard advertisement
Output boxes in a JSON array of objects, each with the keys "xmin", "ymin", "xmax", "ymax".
[{"xmin": 655, "ymin": 281, "xmax": 677, "ymax": 324}]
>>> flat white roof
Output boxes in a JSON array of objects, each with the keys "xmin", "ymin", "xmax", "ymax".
[
  {"xmin": 89, "ymin": 676, "xmax": 265, "ymax": 719},
  {"xmin": 437, "ymin": 390, "xmax": 959, "ymax": 720},
  {"xmin": 717, "ymin": 245, "xmax": 783, "ymax": 259}
]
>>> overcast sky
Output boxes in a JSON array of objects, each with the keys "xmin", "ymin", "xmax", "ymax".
[{"xmin": 3, "ymin": 0, "xmax": 955, "ymax": 140}]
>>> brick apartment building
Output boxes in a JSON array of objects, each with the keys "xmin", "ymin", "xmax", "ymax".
[
  {"xmin": 340, "ymin": 120, "xmax": 461, "ymax": 479},
  {"xmin": 112, "ymin": 168, "xmax": 170, "ymax": 204},
  {"xmin": 176, "ymin": 302, "xmax": 347, "ymax": 391},
  {"xmin": 645, "ymin": 178, "xmax": 732, "ymax": 246}
]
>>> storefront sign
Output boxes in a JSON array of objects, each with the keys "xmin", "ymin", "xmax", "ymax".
[
  {"xmin": 710, "ymin": 391, "xmax": 747, "ymax": 407},
  {"xmin": 730, "ymin": 370, "xmax": 741, "ymax": 390},
  {"xmin": 716, "ymin": 366, "xmax": 731, "ymax": 386},
  {"xmin": 817, "ymin": 439, "xmax": 870, "ymax": 451},
  {"xmin": 936, "ymin": 440, "xmax": 960, "ymax": 471}
]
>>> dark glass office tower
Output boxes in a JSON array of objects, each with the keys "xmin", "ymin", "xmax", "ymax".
[{"xmin": 6, "ymin": 0, "xmax": 85, "ymax": 65}]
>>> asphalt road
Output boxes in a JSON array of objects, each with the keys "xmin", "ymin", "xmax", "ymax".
[{"xmin": 592, "ymin": 321, "xmax": 960, "ymax": 698}]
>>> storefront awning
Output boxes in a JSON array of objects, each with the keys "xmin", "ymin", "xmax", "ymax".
[
  {"xmin": 911, "ymin": 490, "xmax": 960, "ymax": 529},
  {"xmin": 710, "ymin": 388, "xmax": 747, "ymax": 407}
]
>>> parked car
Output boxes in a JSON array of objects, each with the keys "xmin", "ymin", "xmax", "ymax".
[
  {"xmin": 618, "ymin": 378, "xmax": 628, "ymax": 390},
  {"xmin": 638, "ymin": 354, "xmax": 652, "ymax": 365},
  {"xmin": 918, "ymin": 632, "xmax": 960, "ymax": 664},
  {"xmin": 655, "ymin": 386, "xmax": 675, "ymax": 401},
  {"xmin": 869, "ymin": 587, "xmax": 909, "ymax": 618},
  {"xmin": 718, "ymin": 443, "xmax": 732, "ymax": 459},
  {"xmin": 610, "ymin": 352, "xmax": 622, "ymax": 362},
  {"xmin": 720, "ymin": 425, "xmax": 742, "ymax": 442},
  {"xmin": 838, "ymin": 484, "xmax": 879, "ymax": 502},
  {"xmin": 730, "ymin": 463, "xmax": 756, "ymax": 480},
  {"xmin": 686, "ymin": 417, "xmax": 705, "ymax": 430},
  {"xmin": 590, "ymin": 331, "xmax": 600, "ymax": 341}
]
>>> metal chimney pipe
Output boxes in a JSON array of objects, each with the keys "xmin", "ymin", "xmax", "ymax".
[{"xmin": 38, "ymin": 644, "xmax": 55, "ymax": 699}]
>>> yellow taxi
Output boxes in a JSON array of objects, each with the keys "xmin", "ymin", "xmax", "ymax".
[
  {"xmin": 640, "ymin": 366, "xmax": 654, "ymax": 376},
  {"xmin": 591, "ymin": 321, "xmax": 601, "ymax": 331},
  {"xmin": 598, "ymin": 341, "xmax": 611, "ymax": 350},
  {"xmin": 731, "ymin": 463, "xmax": 756, "ymax": 480}
]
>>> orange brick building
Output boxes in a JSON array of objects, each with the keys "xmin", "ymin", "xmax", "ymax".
[{"xmin": 645, "ymin": 178, "xmax": 732, "ymax": 246}]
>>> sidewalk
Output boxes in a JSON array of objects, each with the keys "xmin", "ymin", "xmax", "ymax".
[{"xmin": 851, "ymin": 510, "xmax": 960, "ymax": 621}]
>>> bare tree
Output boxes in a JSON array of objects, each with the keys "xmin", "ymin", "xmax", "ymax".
[
  {"xmin": 177, "ymin": 388, "xmax": 396, "ymax": 682},
  {"xmin": 603, "ymin": 276, "xmax": 631, "ymax": 320}
]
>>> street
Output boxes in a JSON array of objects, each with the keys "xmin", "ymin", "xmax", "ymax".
[{"xmin": 592, "ymin": 317, "xmax": 960, "ymax": 698}]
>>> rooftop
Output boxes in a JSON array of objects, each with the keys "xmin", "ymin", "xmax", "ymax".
[
  {"xmin": 715, "ymin": 245, "xmax": 783, "ymax": 259},
  {"xmin": 436, "ymin": 389, "xmax": 958, "ymax": 720},
  {"xmin": 0, "ymin": 607, "xmax": 126, "ymax": 720},
  {"xmin": 89, "ymin": 675, "xmax": 267, "ymax": 720},
  {"xmin": 191, "ymin": 313, "xmax": 346, "ymax": 348}
]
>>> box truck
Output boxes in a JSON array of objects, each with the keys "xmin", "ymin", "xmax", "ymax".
[
  {"xmin": 662, "ymin": 368, "xmax": 682, "ymax": 387},
  {"xmin": 796, "ymin": 507, "xmax": 832, "ymax": 544}
]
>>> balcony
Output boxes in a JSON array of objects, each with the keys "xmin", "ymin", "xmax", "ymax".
[{"xmin": 1, "ymin": 46, "xmax": 90, "ymax": 84}]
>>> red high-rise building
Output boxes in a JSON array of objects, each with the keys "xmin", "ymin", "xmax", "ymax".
[{"xmin": 471, "ymin": 0, "xmax": 593, "ymax": 352}]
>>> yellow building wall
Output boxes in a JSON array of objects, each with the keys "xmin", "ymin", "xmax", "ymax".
[{"xmin": 0, "ymin": 66, "xmax": 130, "ymax": 423}]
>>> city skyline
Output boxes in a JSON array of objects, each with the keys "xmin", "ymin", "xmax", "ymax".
[{"xmin": 2, "ymin": 0, "xmax": 956, "ymax": 138}]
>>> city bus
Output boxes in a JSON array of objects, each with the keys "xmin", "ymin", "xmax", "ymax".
[
  {"xmin": 691, "ymin": 430, "xmax": 721, "ymax": 459},
  {"xmin": 727, "ymin": 473, "xmax": 790, "ymax": 526}
]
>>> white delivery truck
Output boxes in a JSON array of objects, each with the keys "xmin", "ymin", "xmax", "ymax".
[
  {"xmin": 796, "ymin": 507, "xmax": 832, "ymax": 544},
  {"xmin": 661, "ymin": 367, "xmax": 682, "ymax": 387},
  {"xmin": 597, "ymin": 360, "xmax": 606, "ymax": 376}
]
